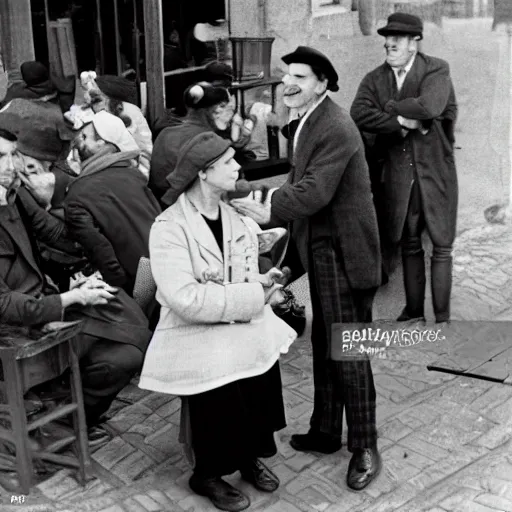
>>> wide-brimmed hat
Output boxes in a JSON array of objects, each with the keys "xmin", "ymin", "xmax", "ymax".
[
  {"xmin": 377, "ymin": 12, "xmax": 423, "ymax": 40},
  {"xmin": 282, "ymin": 46, "xmax": 339, "ymax": 92},
  {"xmin": 161, "ymin": 131, "xmax": 231, "ymax": 206}
]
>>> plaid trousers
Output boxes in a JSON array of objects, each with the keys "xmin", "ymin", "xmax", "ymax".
[{"xmin": 308, "ymin": 238, "xmax": 378, "ymax": 451}]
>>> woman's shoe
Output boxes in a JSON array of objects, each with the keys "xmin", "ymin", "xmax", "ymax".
[
  {"xmin": 240, "ymin": 459, "xmax": 280, "ymax": 492},
  {"xmin": 189, "ymin": 473, "xmax": 250, "ymax": 511}
]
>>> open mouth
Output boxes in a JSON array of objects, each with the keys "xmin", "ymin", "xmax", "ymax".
[{"xmin": 284, "ymin": 88, "xmax": 301, "ymax": 97}]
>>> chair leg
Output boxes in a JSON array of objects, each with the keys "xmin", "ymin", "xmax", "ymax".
[
  {"xmin": 68, "ymin": 340, "xmax": 93, "ymax": 485},
  {"xmin": 3, "ymin": 355, "xmax": 34, "ymax": 494}
]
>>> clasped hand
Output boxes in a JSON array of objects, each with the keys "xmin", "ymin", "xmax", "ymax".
[
  {"xmin": 72, "ymin": 277, "xmax": 118, "ymax": 306},
  {"xmin": 255, "ymin": 267, "xmax": 286, "ymax": 306}
]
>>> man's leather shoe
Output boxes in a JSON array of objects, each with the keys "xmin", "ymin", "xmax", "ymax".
[
  {"xmin": 396, "ymin": 307, "xmax": 425, "ymax": 322},
  {"xmin": 240, "ymin": 459, "xmax": 279, "ymax": 492},
  {"xmin": 290, "ymin": 431, "xmax": 341, "ymax": 454},
  {"xmin": 347, "ymin": 447, "xmax": 382, "ymax": 491},
  {"xmin": 189, "ymin": 473, "xmax": 250, "ymax": 511}
]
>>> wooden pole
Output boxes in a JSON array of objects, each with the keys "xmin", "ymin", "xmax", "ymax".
[
  {"xmin": 113, "ymin": 0, "xmax": 123, "ymax": 75},
  {"xmin": 143, "ymin": 0, "xmax": 165, "ymax": 127},
  {"xmin": 96, "ymin": 0, "xmax": 105, "ymax": 74}
]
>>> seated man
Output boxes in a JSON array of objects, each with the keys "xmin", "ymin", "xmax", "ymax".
[
  {"xmin": 0, "ymin": 126, "xmax": 152, "ymax": 432},
  {"xmin": 62, "ymin": 111, "xmax": 161, "ymax": 296}
]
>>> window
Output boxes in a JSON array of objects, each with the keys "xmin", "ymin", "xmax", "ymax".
[{"xmin": 311, "ymin": 0, "xmax": 348, "ymax": 17}]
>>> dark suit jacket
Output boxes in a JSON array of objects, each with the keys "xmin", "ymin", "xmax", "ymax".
[
  {"xmin": 350, "ymin": 52, "xmax": 458, "ymax": 246},
  {"xmin": 0, "ymin": 200, "xmax": 151, "ymax": 351},
  {"xmin": 270, "ymin": 96, "xmax": 382, "ymax": 291},
  {"xmin": 64, "ymin": 154, "xmax": 161, "ymax": 295}
]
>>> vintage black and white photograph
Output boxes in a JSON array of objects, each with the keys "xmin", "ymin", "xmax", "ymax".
[{"xmin": 0, "ymin": 0, "xmax": 511, "ymax": 511}]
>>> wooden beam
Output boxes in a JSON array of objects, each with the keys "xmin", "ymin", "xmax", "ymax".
[
  {"xmin": 0, "ymin": 0, "xmax": 35, "ymax": 82},
  {"xmin": 143, "ymin": 0, "xmax": 165, "ymax": 127}
]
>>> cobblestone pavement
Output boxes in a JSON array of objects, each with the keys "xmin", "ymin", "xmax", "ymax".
[{"xmin": 2, "ymin": 14, "xmax": 512, "ymax": 512}]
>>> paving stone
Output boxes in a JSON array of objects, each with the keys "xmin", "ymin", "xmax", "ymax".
[
  {"xmin": 122, "ymin": 498, "xmax": 147, "ymax": 512},
  {"xmin": 109, "ymin": 450, "xmax": 157, "ymax": 484},
  {"xmin": 116, "ymin": 383, "xmax": 151, "ymax": 405},
  {"xmin": 126, "ymin": 413, "xmax": 168, "ymax": 437},
  {"xmin": 139, "ymin": 394, "xmax": 178, "ymax": 413},
  {"xmin": 482, "ymin": 396, "xmax": 512, "ymax": 424},
  {"xmin": 480, "ymin": 477, "xmax": 512, "ymax": 501},
  {"xmin": 384, "ymin": 445, "xmax": 434, "ymax": 472},
  {"xmin": 154, "ymin": 397, "xmax": 181, "ymax": 419},
  {"xmin": 474, "ymin": 422, "xmax": 512, "ymax": 450},
  {"xmin": 283, "ymin": 388, "xmax": 314, "ymax": 420},
  {"xmin": 92, "ymin": 437, "xmax": 136, "ymax": 471},
  {"xmin": 378, "ymin": 418, "xmax": 414, "ymax": 442},
  {"xmin": 163, "ymin": 482, "xmax": 193, "ymax": 503},
  {"xmin": 283, "ymin": 451, "xmax": 318, "ymax": 472},
  {"xmin": 439, "ymin": 487, "xmax": 482, "ymax": 510},
  {"xmin": 469, "ymin": 387, "xmax": 512, "ymax": 417},
  {"xmin": 107, "ymin": 404, "xmax": 154, "ymax": 434},
  {"xmin": 98, "ymin": 506, "xmax": 126, "ymax": 512},
  {"xmin": 474, "ymin": 493, "xmax": 512, "ymax": 511},
  {"xmin": 398, "ymin": 433, "xmax": 452, "ymax": 462},
  {"xmin": 146, "ymin": 490, "xmax": 176, "ymax": 508},
  {"xmin": 281, "ymin": 364, "xmax": 309, "ymax": 387},
  {"xmin": 271, "ymin": 463, "xmax": 299, "ymax": 486},
  {"xmin": 36, "ymin": 469, "xmax": 80, "ymax": 501},
  {"xmin": 440, "ymin": 380, "xmax": 493, "ymax": 406},
  {"xmin": 132, "ymin": 494, "xmax": 163, "ymax": 511},
  {"xmin": 58, "ymin": 479, "xmax": 113, "ymax": 502}
]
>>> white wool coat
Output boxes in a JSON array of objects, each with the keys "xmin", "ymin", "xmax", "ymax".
[{"xmin": 138, "ymin": 193, "xmax": 296, "ymax": 396}]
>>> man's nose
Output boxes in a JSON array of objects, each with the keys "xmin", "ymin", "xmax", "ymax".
[{"xmin": 282, "ymin": 74, "xmax": 291, "ymax": 85}]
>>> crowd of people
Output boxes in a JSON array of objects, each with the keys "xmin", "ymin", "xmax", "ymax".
[{"xmin": 0, "ymin": 11, "xmax": 458, "ymax": 511}]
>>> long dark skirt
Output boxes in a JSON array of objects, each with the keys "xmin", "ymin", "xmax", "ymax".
[{"xmin": 188, "ymin": 361, "xmax": 286, "ymax": 477}]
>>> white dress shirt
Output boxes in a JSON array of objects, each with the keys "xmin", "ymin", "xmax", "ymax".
[{"xmin": 392, "ymin": 53, "xmax": 416, "ymax": 92}]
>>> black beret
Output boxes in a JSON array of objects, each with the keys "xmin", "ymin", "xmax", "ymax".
[
  {"xmin": 282, "ymin": 46, "xmax": 339, "ymax": 92},
  {"xmin": 183, "ymin": 82, "xmax": 230, "ymax": 110},
  {"xmin": 377, "ymin": 12, "xmax": 423, "ymax": 40}
]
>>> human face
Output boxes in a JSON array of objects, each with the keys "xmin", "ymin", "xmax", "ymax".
[
  {"xmin": 201, "ymin": 148, "xmax": 240, "ymax": 193},
  {"xmin": 0, "ymin": 136, "xmax": 23, "ymax": 206},
  {"xmin": 74, "ymin": 123, "xmax": 105, "ymax": 161},
  {"xmin": 209, "ymin": 94, "xmax": 236, "ymax": 131},
  {"xmin": 384, "ymin": 35, "xmax": 416, "ymax": 68},
  {"xmin": 282, "ymin": 63, "xmax": 327, "ymax": 111}
]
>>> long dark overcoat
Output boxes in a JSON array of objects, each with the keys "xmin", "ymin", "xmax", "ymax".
[
  {"xmin": 270, "ymin": 96, "xmax": 381, "ymax": 291},
  {"xmin": 350, "ymin": 52, "xmax": 458, "ymax": 246}
]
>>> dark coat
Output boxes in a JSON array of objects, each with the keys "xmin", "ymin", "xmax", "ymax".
[
  {"xmin": 63, "ymin": 152, "xmax": 161, "ymax": 295},
  {"xmin": 270, "ymin": 96, "xmax": 382, "ymax": 291},
  {"xmin": 0, "ymin": 200, "xmax": 151, "ymax": 352},
  {"xmin": 350, "ymin": 52, "xmax": 458, "ymax": 246}
]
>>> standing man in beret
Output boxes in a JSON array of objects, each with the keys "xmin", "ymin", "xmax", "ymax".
[
  {"xmin": 231, "ymin": 46, "xmax": 383, "ymax": 490},
  {"xmin": 351, "ymin": 13, "xmax": 458, "ymax": 324}
]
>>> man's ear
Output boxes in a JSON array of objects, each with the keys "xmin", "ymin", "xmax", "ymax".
[{"xmin": 315, "ymin": 79, "xmax": 328, "ymax": 96}]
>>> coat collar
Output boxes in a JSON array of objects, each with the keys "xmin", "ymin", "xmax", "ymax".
[{"xmin": 178, "ymin": 193, "xmax": 248, "ymax": 266}]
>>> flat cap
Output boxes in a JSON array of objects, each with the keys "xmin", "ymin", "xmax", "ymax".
[
  {"xmin": 162, "ymin": 131, "xmax": 231, "ymax": 206},
  {"xmin": 377, "ymin": 12, "xmax": 423, "ymax": 40},
  {"xmin": 282, "ymin": 46, "xmax": 339, "ymax": 92}
]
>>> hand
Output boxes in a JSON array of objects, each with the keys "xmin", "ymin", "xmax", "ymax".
[
  {"xmin": 397, "ymin": 115, "xmax": 421, "ymax": 130},
  {"xmin": 71, "ymin": 285, "xmax": 118, "ymax": 306},
  {"xmin": 267, "ymin": 286, "xmax": 286, "ymax": 306},
  {"xmin": 18, "ymin": 171, "xmax": 55, "ymax": 209},
  {"xmin": 255, "ymin": 267, "xmax": 283, "ymax": 288},
  {"xmin": 231, "ymin": 195, "xmax": 272, "ymax": 224}
]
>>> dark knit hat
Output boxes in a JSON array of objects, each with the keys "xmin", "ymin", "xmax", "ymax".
[
  {"xmin": 377, "ymin": 12, "xmax": 423, "ymax": 40},
  {"xmin": 95, "ymin": 75, "xmax": 138, "ymax": 105},
  {"xmin": 282, "ymin": 46, "xmax": 339, "ymax": 92},
  {"xmin": 204, "ymin": 61, "xmax": 233, "ymax": 86},
  {"xmin": 183, "ymin": 82, "xmax": 230, "ymax": 110},
  {"xmin": 161, "ymin": 131, "xmax": 231, "ymax": 206},
  {"xmin": 20, "ymin": 61, "xmax": 49, "ymax": 87}
]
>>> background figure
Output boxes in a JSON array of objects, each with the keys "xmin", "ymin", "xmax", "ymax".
[
  {"xmin": 80, "ymin": 72, "xmax": 153, "ymax": 180},
  {"xmin": 231, "ymin": 46, "xmax": 382, "ymax": 491},
  {"xmin": 350, "ymin": 12, "xmax": 458, "ymax": 323},
  {"xmin": 63, "ymin": 111, "xmax": 161, "ymax": 299}
]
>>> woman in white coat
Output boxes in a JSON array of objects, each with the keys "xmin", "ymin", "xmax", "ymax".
[{"xmin": 138, "ymin": 131, "xmax": 296, "ymax": 512}]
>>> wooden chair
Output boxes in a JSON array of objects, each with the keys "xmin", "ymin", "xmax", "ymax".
[{"xmin": 0, "ymin": 321, "xmax": 93, "ymax": 494}]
